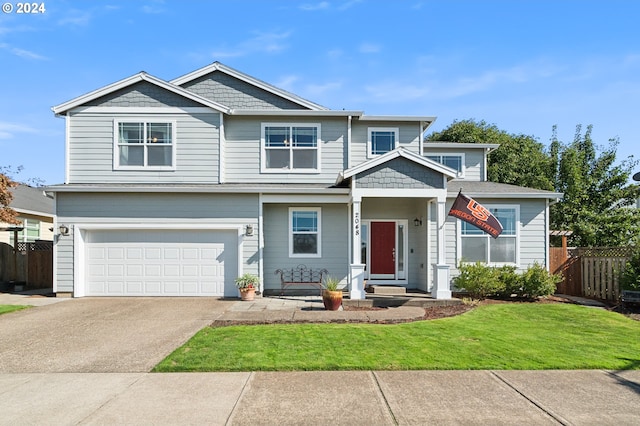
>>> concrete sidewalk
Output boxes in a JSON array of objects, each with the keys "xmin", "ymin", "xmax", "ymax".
[{"xmin": 1, "ymin": 370, "xmax": 639, "ymax": 425}]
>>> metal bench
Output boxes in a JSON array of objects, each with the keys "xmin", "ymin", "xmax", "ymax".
[{"xmin": 275, "ymin": 264, "xmax": 328, "ymax": 296}]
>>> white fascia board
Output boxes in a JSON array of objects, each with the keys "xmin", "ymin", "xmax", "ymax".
[
  {"xmin": 52, "ymin": 73, "xmax": 231, "ymax": 116},
  {"xmin": 170, "ymin": 62, "xmax": 329, "ymax": 111},
  {"xmin": 46, "ymin": 185, "xmax": 351, "ymax": 195},
  {"xmin": 231, "ymin": 109, "xmax": 363, "ymax": 117},
  {"xmin": 358, "ymin": 115, "xmax": 437, "ymax": 122},
  {"xmin": 13, "ymin": 208, "xmax": 55, "ymax": 219},
  {"xmin": 447, "ymin": 191, "xmax": 564, "ymax": 200},
  {"xmin": 424, "ymin": 142, "xmax": 501, "ymax": 151}
]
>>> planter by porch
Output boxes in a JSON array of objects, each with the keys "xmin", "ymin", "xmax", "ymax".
[
  {"xmin": 240, "ymin": 288, "xmax": 256, "ymax": 301},
  {"xmin": 322, "ymin": 289, "xmax": 343, "ymax": 310}
]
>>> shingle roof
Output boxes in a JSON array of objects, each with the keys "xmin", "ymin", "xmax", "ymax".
[
  {"xmin": 9, "ymin": 185, "xmax": 55, "ymax": 216},
  {"xmin": 448, "ymin": 181, "xmax": 562, "ymax": 199}
]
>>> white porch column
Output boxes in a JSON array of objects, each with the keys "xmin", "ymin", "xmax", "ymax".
[
  {"xmin": 350, "ymin": 197, "xmax": 366, "ymax": 300},
  {"xmin": 432, "ymin": 197, "xmax": 452, "ymax": 299}
]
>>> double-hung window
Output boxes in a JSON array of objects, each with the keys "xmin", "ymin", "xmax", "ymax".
[
  {"xmin": 115, "ymin": 120, "xmax": 175, "ymax": 169},
  {"xmin": 425, "ymin": 154, "xmax": 465, "ymax": 177},
  {"xmin": 459, "ymin": 205, "xmax": 518, "ymax": 265},
  {"xmin": 368, "ymin": 127, "xmax": 398, "ymax": 157},
  {"xmin": 289, "ymin": 207, "xmax": 321, "ymax": 257},
  {"xmin": 262, "ymin": 123, "xmax": 320, "ymax": 172}
]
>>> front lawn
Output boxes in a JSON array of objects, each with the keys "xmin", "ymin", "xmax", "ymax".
[
  {"xmin": 0, "ymin": 305, "xmax": 29, "ymax": 315},
  {"xmin": 154, "ymin": 303, "xmax": 640, "ymax": 372}
]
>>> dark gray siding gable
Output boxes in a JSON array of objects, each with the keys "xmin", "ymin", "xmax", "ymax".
[
  {"xmin": 181, "ymin": 71, "xmax": 307, "ymax": 110},
  {"xmin": 355, "ymin": 158, "xmax": 445, "ymax": 189},
  {"xmin": 86, "ymin": 81, "xmax": 203, "ymax": 108}
]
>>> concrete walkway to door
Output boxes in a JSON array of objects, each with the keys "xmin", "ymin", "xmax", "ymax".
[{"xmin": 0, "ymin": 297, "xmax": 233, "ymax": 373}]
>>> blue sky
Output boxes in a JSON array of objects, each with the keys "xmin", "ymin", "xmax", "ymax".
[{"xmin": 1, "ymin": 0, "xmax": 638, "ymax": 185}]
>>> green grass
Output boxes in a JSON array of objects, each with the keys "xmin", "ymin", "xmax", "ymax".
[
  {"xmin": 154, "ymin": 304, "xmax": 640, "ymax": 372},
  {"xmin": 0, "ymin": 305, "xmax": 29, "ymax": 315}
]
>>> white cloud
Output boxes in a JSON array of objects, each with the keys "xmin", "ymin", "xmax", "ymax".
[
  {"xmin": 0, "ymin": 122, "xmax": 39, "ymax": 140},
  {"xmin": 58, "ymin": 10, "xmax": 92, "ymax": 27},
  {"xmin": 299, "ymin": 2, "xmax": 330, "ymax": 11},
  {"xmin": 0, "ymin": 43, "xmax": 47, "ymax": 60},
  {"xmin": 359, "ymin": 43, "xmax": 380, "ymax": 54},
  {"xmin": 205, "ymin": 30, "xmax": 293, "ymax": 59},
  {"xmin": 274, "ymin": 75, "xmax": 300, "ymax": 92},
  {"xmin": 337, "ymin": 0, "xmax": 362, "ymax": 10},
  {"xmin": 305, "ymin": 81, "xmax": 343, "ymax": 97}
]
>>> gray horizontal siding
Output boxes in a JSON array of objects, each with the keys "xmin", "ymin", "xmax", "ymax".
[
  {"xmin": 181, "ymin": 72, "xmax": 306, "ymax": 110},
  {"xmin": 224, "ymin": 116, "xmax": 347, "ymax": 184},
  {"xmin": 424, "ymin": 148, "xmax": 485, "ymax": 182},
  {"xmin": 55, "ymin": 192, "xmax": 260, "ymax": 295},
  {"xmin": 262, "ymin": 203, "xmax": 349, "ymax": 292},
  {"xmin": 350, "ymin": 121, "xmax": 422, "ymax": 167},
  {"xmin": 446, "ymin": 198, "xmax": 549, "ymax": 279},
  {"xmin": 68, "ymin": 112, "xmax": 220, "ymax": 184},
  {"xmin": 56, "ymin": 192, "xmax": 259, "ymax": 218}
]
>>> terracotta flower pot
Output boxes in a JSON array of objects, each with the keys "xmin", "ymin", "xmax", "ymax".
[
  {"xmin": 322, "ymin": 289, "xmax": 343, "ymax": 310},
  {"xmin": 240, "ymin": 287, "xmax": 256, "ymax": 301}
]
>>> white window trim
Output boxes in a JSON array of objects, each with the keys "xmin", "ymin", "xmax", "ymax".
[
  {"xmin": 113, "ymin": 119, "xmax": 177, "ymax": 171},
  {"xmin": 424, "ymin": 152, "xmax": 466, "ymax": 178},
  {"xmin": 456, "ymin": 204, "xmax": 520, "ymax": 267},
  {"xmin": 367, "ymin": 127, "xmax": 399, "ymax": 159},
  {"xmin": 261, "ymin": 123, "xmax": 322, "ymax": 174},
  {"xmin": 289, "ymin": 207, "xmax": 322, "ymax": 258}
]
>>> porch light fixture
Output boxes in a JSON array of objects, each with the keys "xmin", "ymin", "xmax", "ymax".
[
  {"xmin": 414, "ymin": 217, "xmax": 422, "ymax": 227},
  {"xmin": 245, "ymin": 224, "xmax": 254, "ymax": 236},
  {"xmin": 59, "ymin": 224, "xmax": 70, "ymax": 236}
]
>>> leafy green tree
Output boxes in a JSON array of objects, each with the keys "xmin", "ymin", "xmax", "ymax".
[
  {"xmin": 426, "ymin": 119, "xmax": 554, "ymax": 190},
  {"xmin": 549, "ymin": 125, "xmax": 640, "ymax": 247}
]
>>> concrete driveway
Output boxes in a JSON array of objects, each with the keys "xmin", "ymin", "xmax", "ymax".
[{"xmin": 0, "ymin": 298, "xmax": 232, "ymax": 373}]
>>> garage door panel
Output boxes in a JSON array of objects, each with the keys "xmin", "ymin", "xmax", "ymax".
[{"xmin": 85, "ymin": 229, "xmax": 237, "ymax": 297}]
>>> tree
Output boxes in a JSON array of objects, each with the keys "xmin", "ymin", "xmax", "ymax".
[
  {"xmin": 549, "ymin": 125, "xmax": 640, "ymax": 247},
  {"xmin": 0, "ymin": 172, "xmax": 19, "ymax": 225},
  {"xmin": 426, "ymin": 119, "xmax": 554, "ymax": 191}
]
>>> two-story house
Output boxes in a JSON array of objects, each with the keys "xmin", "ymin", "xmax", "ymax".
[{"xmin": 48, "ymin": 62, "xmax": 561, "ymax": 299}]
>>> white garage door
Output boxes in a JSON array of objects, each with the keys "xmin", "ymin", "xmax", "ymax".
[{"xmin": 85, "ymin": 229, "xmax": 238, "ymax": 297}]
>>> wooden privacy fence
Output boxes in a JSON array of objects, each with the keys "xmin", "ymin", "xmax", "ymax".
[
  {"xmin": 0, "ymin": 241, "xmax": 53, "ymax": 290},
  {"xmin": 551, "ymin": 246, "xmax": 634, "ymax": 302}
]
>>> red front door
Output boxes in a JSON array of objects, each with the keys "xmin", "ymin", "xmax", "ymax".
[{"xmin": 370, "ymin": 222, "xmax": 395, "ymax": 278}]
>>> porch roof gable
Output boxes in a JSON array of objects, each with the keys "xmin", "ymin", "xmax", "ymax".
[{"xmin": 336, "ymin": 147, "xmax": 458, "ymax": 185}]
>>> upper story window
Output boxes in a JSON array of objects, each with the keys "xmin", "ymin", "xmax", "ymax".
[
  {"xmin": 261, "ymin": 123, "xmax": 321, "ymax": 173},
  {"xmin": 459, "ymin": 205, "xmax": 519, "ymax": 265},
  {"xmin": 425, "ymin": 154, "xmax": 465, "ymax": 177},
  {"xmin": 114, "ymin": 120, "xmax": 176, "ymax": 170},
  {"xmin": 367, "ymin": 127, "xmax": 398, "ymax": 158}
]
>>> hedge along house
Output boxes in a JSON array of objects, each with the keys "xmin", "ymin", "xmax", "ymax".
[{"xmin": 48, "ymin": 62, "xmax": 562, "ymax": 298}]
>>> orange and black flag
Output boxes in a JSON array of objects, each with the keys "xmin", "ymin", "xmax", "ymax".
[{"xmin": 448, "ymin": 191, "xmax": 503, "ymax": 238}]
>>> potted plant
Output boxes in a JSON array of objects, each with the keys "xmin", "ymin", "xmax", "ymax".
[
  {"xmin": 621, "ymin": 249, "xmax": 640, "ymax": 305},
  {"xmin": 322, "ymin": 276, "xmax": 343, "ymax": 310},
  {"xmin": 235, "ymin": 273, "xmax": 259, "ymax": 301}
]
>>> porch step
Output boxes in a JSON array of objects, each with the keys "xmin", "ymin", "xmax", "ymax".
[{"xmin": 369, "ymin": 285, "xmax": 406, "ymax": 295}]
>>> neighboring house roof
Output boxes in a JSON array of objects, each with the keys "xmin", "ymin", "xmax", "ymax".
[
  {"xmin": 449, "ymin": 181, "xmax": 562, "ymax": 200},
  {"xmin": 337, "ymin": 147, "xmax": 458, "ymax": 185},
  {"xmin": 52, "ymin": 72, "xmax": 232, "ymax": 116},
  {"xmin": 171, "ymin": 62, "xmax": 328, "ymax": 111},
  {"xmin": 9, "ymin": 184, "xmax": 55, "ymax": 217}
]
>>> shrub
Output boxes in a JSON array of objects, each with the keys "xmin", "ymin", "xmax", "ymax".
[
  {"xmin": 518, "ymin": 263, "xmax": 561, "ymax": 299},
  {"xmin": 453, "ymin": 262, "xmax": 505, "ymax": 299},
  {"xmin": 620, "ymin": 247, "xmax": 640, "ymax": 291},
  {"xmin": 495, "ymin": 265, "xmax": 520, "ymax": 298}
]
